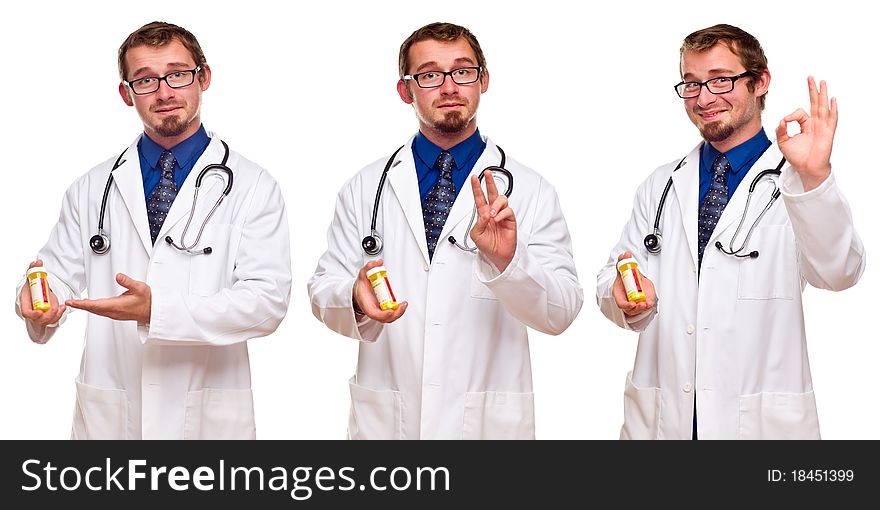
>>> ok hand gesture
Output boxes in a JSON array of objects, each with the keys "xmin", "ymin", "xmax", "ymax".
[{"xmin": 776, "ymin": 76, "xmax": 838, "ymax": 192}]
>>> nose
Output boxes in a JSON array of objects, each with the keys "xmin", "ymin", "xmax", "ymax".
[
  {"xmin": 439, "ymin": 73, "xmax": 459, "ymax": 95},
  {"xmin": 155, "ymin": 78, "xmax": 176, "ymax": 101},
  {"xmin": 696, "ymin": 84, "xmax": 717, "ymax": 109}
]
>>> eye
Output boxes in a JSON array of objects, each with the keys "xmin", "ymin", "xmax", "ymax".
[
  {"xmin": 710, "ymin": 77, "xmax": 732, "ymax": 86},
  {"xmin": 170, "ymin": 71, "xmax": 186, "ymax": 79},
  {"xmin": 421, "ymin": 72, "xmax": 438, "ymax": 80},
  {"xmin": 136, "ymin": 77, "xmax": 156, "ymax": 85}
]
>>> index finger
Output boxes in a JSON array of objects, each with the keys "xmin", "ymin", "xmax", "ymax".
[
  {"xmin": 470, "ymin": 174, "xmax": 488, "ymax": 208},
  {"xmin": 483, "ymin": 169, "xmax": 499, "ymax": 202},
  {"xmin": 65, "ymin": 297, "xmax": 116, "ymax": 314}
]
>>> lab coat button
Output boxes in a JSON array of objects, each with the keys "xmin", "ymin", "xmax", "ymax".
[
  {"xmin": 423, "ymin": 263, "xmax": 429, "ymax": 271},
  {"xmin": 683, "ymin": 383, "xmax": 692, "ymax": 393},
  {"xmin": 686, "ymin": 324, "xmax": 695, "ymax": 335}
]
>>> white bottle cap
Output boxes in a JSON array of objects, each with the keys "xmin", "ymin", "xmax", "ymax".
[
  {"xmin": 616, "ymin": 257, "xmax": 638, "ymax": 271},
  {"xmin": 27, "ymin": 267, "xmax": 48, "ymax": 277},
  {"xmin": 366, "ymin": 266, "xmax": 387, "ymax": 278}
]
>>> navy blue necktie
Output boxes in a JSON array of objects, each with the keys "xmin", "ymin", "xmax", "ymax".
[
  {"xmin": 147, "ymin": 150, "xmax": 178, "ymax": 244},
  {"xmin": 697, "ymin": 153, "xmax": 730, "ymax": 268},
  {"xmin": 423, "ymin": 151, "xmax": 456, "ymax": 260}
]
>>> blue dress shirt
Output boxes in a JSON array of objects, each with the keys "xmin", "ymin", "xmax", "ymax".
[
  {"xmin": 412, "ymin": 129, "xmax": 487, "ymax": 203},
  {"xmin": 138, "ymin": 124, "xmax": 211, "ymax": 200}
]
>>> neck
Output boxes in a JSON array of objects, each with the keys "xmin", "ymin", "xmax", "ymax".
[
  {"xmin": 145, "ymin": 120, "xmax": 201, "ymax": 150},
  {"xmin": 708, "ymin": 120, "xmax": 762, "ymax": 154},
  {"xmin": 420, "ymin": 122, "xmax": 477, "ymax": 150}
]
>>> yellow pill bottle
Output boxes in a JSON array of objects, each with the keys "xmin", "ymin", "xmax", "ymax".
[
  {"xmin": 616, "ymin": 257, "xmax": 646, "ymax": 303},
  {"xmin": 366, "ymin": 265, "xmax": 398, "ymax": 311},
  {"xmin": 27, "ymin": 267, "xmax": 51, "ymax": 311}
]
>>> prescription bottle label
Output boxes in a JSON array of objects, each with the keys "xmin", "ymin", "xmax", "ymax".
[
  {"xmin": 366, "ymin": 265, "xmax": 398, "ymax": 311},
  {"xmin": 27, "ymin": 268, "xmax": 51, "ymax": 311},
  {"xmin": 616, "ymin": 257, "xmax": 646, "ymax": 303}
]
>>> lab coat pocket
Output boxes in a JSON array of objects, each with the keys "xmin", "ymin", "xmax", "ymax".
[
  {"xmin": 461, "ymin": 391, "xmax": 535, "ymax": 440},
  {"xmin": 348, "ymin": 377, "xmax": 404, "ymax": 440},
  {"xmin": 738, "ymin": 391, "xmax": 820, "ymax": 440},
  {"xmin": 184, "ymin": 388, "xmax": 256, "ymax": 440},
  {"xmin": 736, "ymin": 225, "xmax": 795, "ymax": 300},
  {"xmin": 470, "ymin": 273, "xmax": 499, "ymax": 300},
  {"xmin": 71, "ymin": 380, "xmax": 129, "ymax": 440},
  {"xmin": 620, "ymin": 372, "xmax": 662, "ymax": 440},
  {"xmin": 188, "ymin": 224, "xmax": 236, "ymax": 296}
]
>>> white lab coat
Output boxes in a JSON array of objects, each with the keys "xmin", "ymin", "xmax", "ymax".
[
  {"xmin": 15, "ymin": 133, "xmax": 291, "ymax": 439},
  {"xmin": 308, "ymin": 135, "xmax": 583, "ymax": 439},
  {"xmin": 597, "ymin": 141, "xmax": 865, "ymax": 440}
]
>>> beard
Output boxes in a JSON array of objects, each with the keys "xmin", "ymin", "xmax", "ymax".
[
  {"xmin": 434, "ymin": 110, "xmax": 470, "ymax": 134},
  {"xmin": 699, "ymin": 120, "xmax": 736, "ymax": 143},
  {"xmin": 153, "ymin": 113, "xmax": 194, "ymax": 138}
]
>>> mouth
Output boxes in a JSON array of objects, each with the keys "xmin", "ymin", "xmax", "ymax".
[
  {"xmin": 153, "ymin": 105, "xmax": 183, "ymax": 115},
  {"xmin": 698, "ymin": 110, "xmax": 726, "ymax": 122},
  {"xmin": 436, "ymin": 102, "xmax": 465, "ymax": 109}
]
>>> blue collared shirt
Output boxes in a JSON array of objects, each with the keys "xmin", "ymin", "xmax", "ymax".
[
  {"xmin": 699, "ymin": 128, "xmax": 771, "ymax": 205},
  {"xmin": 412, "ymin": 129, "xmax": 487, "ymax": 202},
  {"xmin": 138, "ymin": 124, "xmax": 211, "ymax": 200}
]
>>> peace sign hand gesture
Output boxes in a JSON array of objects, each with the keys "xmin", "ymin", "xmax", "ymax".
[
  {"xmin": 469, "ymin": 170, "xmax": 516, "ymax": 272},
  {"xmin": 776, "ymin": 76, "xmax": 838, "ymax": 192}
]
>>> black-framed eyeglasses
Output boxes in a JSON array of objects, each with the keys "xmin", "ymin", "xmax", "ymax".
[
  {"xmin": 403, "ymin": 66, "xmax": 482, "ymax": 88},
  {"xmin": 674, "ymin": 71, "xmax": 753, "ymax": 99},
  {"xmin": 124, "ymin": 66, "xmax": 202, "ymax": 95}
]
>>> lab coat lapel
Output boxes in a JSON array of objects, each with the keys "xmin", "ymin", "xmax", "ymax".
[
  {"xmin": 387, "ymin": 139, "xmax": 430, "ymax": 265},
  {"xmin": 111, "ymin": 136, "xmax": 152, "ymax": 255},
  {"xmin": 712, "ymin": 144, "xmax": 784, "ymax": 240},
  {"xmin": 671, "ymin": 143, "xmax": 702, "ymax": 269},
  {"xmin": 156, "ymin": 135, "xmax": 226, "ymax": 243}
]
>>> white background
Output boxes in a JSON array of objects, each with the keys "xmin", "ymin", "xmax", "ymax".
[{"xmin": 1, "ymin": 0, "xmax": 875, "ymax": 439}]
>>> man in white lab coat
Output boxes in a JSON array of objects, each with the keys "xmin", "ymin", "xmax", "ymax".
[
  {"xmin": 597, "ymin": 24, "xmax": 865, "ymax": 439},
  {"xmin": 309, "ymin": 22, "xmax": 583, "ymax": 439},
  {"xmin": 15, "ymin": 22, "xmax": 291, "ymax": 439}
]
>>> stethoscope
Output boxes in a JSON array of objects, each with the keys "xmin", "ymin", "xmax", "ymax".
[
  {"xmin": 361, "ymin": 145, "xmax": 513, "ymax": 256},
  {"xmin": 90, "ymin": 140, "xmax": 234, "ymax": 256},
  {"xmin": 644, "ymin": 154, "xmax": 786, "ymax": 259}
]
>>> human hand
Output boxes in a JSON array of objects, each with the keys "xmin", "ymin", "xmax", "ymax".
[
  {"xmin": 776, "ymin": 76, "xmax": 838, "ymax": 192},
  {"xmin": 612, "ymin": 251, "xmax": 657, "ymax": 316},
  {"xmin": 19, "ymin": 260, "xmax": 65, "ymax": 340},
  {"xmin": 352, "ymin": 259, "xmax": 408, "ymax": 323},
  {"xmin": 66, "ymin": 273, "xmax": 152, "ymax": 324},
  {"xmin": 469, "ymin": 170, "xmax": 516, "ymax": 272}
]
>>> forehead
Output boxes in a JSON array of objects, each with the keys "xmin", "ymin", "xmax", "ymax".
[
  {"xmin": 125, "ymin": 39, "xmax": 195, "ymax": 76},
  {"xmin": 408, "ymin": 38, "xmax": 477, "ymax": 70},
  {"xmin": 681, "ymin": 43, "xmax": 744, "ymax": 78}
]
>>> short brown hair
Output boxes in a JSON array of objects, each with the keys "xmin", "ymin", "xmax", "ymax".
[
  {"xmin": 398, "ymin": 22, "xmax": 487, "ymax": 78},
  {"xmin": 118, "ymin": 21, "xmax": 207, "ymax": 81},
  {"xmin": 680, "ymin": 24, "xmax": 769, "ymax": 110}
]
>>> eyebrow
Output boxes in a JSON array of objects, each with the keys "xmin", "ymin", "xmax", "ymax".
[
  {"xmin": 682, "ymin": 68, "xmax": 739, "ymax": 81},
  {"xmin": 130, "ymin": 62, "xmax": 194, "ymax": 79},
  {"xmin": 413, "ymin": 57, "xmax": 477, "ymax": 73}
]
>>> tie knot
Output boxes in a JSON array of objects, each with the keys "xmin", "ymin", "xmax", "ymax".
[
  {"xmin": 712, "ymin": 153, "xmax": 730, "ymax": 177},
  {"xmin": 434, "ymin": 151, "xmax": 455, "ymax": 176},
  {"xmin": 158, "ymin": 150, "xmax": 177, "ymax": 175}
]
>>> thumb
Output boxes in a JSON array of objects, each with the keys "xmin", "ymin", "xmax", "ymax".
[
  {"xmin": 116, "ymin": 273, "xmax": 140, "ymax": 290},
  {"xmin": 617, "ymin": 251, "xmax": 632, "ymax": 261}
]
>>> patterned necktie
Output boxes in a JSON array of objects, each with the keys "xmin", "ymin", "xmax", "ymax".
[
  {"xmin": 147, "ymin": 150, "xmax": 178, "ymax": 244},
  {"xmin": 423, "ymin": 151, "xmax": 456, "ymax": 260},
  {"xmin": 697, "ymin": 153, "xmax": 730, "ymax": 268}
]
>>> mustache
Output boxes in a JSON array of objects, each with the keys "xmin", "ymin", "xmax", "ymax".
[
  {"xmin": 150, "ymin": 100, "xmax": 186, "ymax": 112},
  {"xmin": 433, "ymin": 97, "xmax": 468, "ymax": 107}
]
